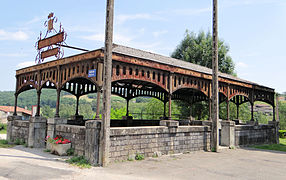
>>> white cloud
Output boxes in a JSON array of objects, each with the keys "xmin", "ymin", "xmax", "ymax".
[
  {"xmin": 0, "ymin": 29, "xmax": 29, "ymax": 41},
  {"xmin": 237, "ymin": 62, "xmax": 248, "ymax": 68},
  {"xmin": 0, "ymin": 53, "xmax": 28, "ymax": 57},
  {"xmin": 116, "ymin": 13, "xmax": 152, "ymax": 24},
  {"xmin": 81, "ymin": 32, "xmax": 133, "ymax": 44},
  {"xmin": 171, "ymin": 7, "xmax": 212, "ymax": 16},
  {"xmin": 152, "ymin": 30, "xmax": 168, "ymax": 38},
  {"xmin": 17, "ymin": 61, "xmax": 35, "ymax": 69}
]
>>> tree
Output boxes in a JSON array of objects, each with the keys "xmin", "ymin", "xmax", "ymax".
[
  {"xmin": 171, "ymin": 30, "xmax": 235, "ymax": 75},
  {"xmin": 171, "ymin": 30, "xmax": 236, "ymax": 120}
]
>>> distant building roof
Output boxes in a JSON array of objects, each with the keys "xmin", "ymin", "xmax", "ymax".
[{"xmin": 0, "ymin": 106, "xmax": 32, "ymax": 116}]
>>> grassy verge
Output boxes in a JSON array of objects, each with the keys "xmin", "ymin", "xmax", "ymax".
[
  {"xmin": 0, "ymin": 139, "xmax": 14, "ymax": 148},
  {"xmin": 0, "ymin": 123, "xmax": 7, "ymax": 134},
  {"xmin": 252, "ymin": 138, "xmax": 286, "ymax": 152},
  {"xmin": 66, "ymin": 156, "xmax": 91, "ymax": 168}
]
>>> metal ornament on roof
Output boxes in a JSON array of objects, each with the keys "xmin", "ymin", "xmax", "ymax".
[{"xmin": 35, "ymin": 12, "xmax": 67, "ymax": 64}]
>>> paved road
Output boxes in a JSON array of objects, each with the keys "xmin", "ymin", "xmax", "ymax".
[{"xmin": 0, "ymin": 145, "xmax": 285, "ymax": 180}]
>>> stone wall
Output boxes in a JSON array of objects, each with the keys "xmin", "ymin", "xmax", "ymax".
[
  {"xmin": 235, "ymin": 124, "xmax": 276, "ymax": 146},
  {"xmin": 11, "ymin": 120, "xmax": 29, "ymax": 143},
  {"xmin": 110, "ymin": 126, "xmax": 211, "ymax": 162},
  {"xmin": 55, "ymin": 124, "xmax": 86, "ymax": 156}
]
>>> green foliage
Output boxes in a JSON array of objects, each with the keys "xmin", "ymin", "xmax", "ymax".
[
  {"xmin": 279, "ymin": 101, "xmax": 286, "ymax": 130},
  {"xmin": 66, "ymin": 156, "xmax": 91, "ymax": 168},
  {"xmin": 253, "ymin": 138, "xmax": 286, "ymax": 152},
  {"xmin": 110, "ymin": 108, "xmax": 127, "ymax": 119},
  {"xmin": 44, "ymin": 149, "xmax": 51, "ymax": 152},
  {"xmin": 41, "ymin": 105, "xmax": 54, "ymax": 118},
  {"xmin": 0, "ymin": 123, "xmax": 7, "ymax": 134},
  {"xmin": 0, "ymin": 139, "xmax": 14, "ymax": 148},
  {"xmin": 135, "ymin": 153, "xmax": 145, "ymax": 160},
  {"xmin": 67, "ymin": 148, "xmax": 75, "ymax": 156},
  {"xmin": 171, "ymin": 30, "xmax": 235, "ymax": 75},
  {"xmin": 14, "ymin": 138, "xmax": 25, "ymax": 145},
  {"xmin": 279, "ymin": 130, "xmax": 286, "ymax": 138}
]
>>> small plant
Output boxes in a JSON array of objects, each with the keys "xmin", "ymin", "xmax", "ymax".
[
  {"xmin": 127, "ymin": 157, "xmax": 134, "ymax": 161},
  {"xmin": 211, "ymin": 147, "xmax": 216, "ymax": 152},
  {"xmin": 44, "ymin": 149, "xmax": 51, "ymax": 152},
  {"xmin": 135, "ymin": 153, "xmax": 144, "ymax": 161},
  {"xmin": 229, "ymin": 146, "xmax": 235, "ymax": 149},
  {"xmin": 67, "ymin": 148, "xmax": 75, "ymax": 156},
  {"xmin": 66, "ymin": 156, "xmax": 91, "ymax": 168},
  {"xmin": 24, "ymin": 143, "xmax": 28, "ymax": 148},
  {"xmin": 14, "ymin": 138, "xmax": 25, "ymax": 145},
  {"xmin": 0, "ymin": 123, "xmax": 7, "ymax": 134},
  {"xmin": 279, "ymin": 130, "xmax": 286, "ymax": 138}
]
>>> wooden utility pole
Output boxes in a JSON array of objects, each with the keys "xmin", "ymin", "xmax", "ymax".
[
  {"xmin": 211, "ymin": 0, "xmax": 219, "ymax": 152},
  {"xmin": 101, "ymin": 0, "xmax": 114, "ymax": 167}
]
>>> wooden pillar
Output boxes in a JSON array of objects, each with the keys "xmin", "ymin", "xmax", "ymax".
[
  {"xmin": 190, "ymin": 103, "xmax": 193, "ymax": 119},
  {"xmin": 273, "ymin": 104, "xmax": 276, "ymax": 121},
  {"xmin": 226, "ymin": 100, "xmax": 230, "ymax": 121},
  {"xmin": 13, "ymin": 94, "xmax": 18, "ymax": 116},
  {"xmin": 126, "ymin": 99, "xmax": 129, "ymax": 116},
  {"xmin": 236, "ymin": 104, "xmax": 239, "ymax": 119},
  {"xmin": 36, "ymin": 90, "xmax": 41, "ymax": 116},
  {"xmin": 55, "ymin": 89, "xmax": 61, "ymax": 117},
  {"xmin": 168, "ymin": 94, "xmax": 172, "ymax": 120},
  {"xmin": 75, "ymin": 96, "xmax": 80, "ymax": 116},
  {"xmin": 95, "ymin": 89, "xmax": 101, "ymax": 119},
  {"xmin": 168, "ymin": 73, "xmax": 173, "ymax": 120},
  {"xmin": 101, "ymin": 0, "xmax": 114, "ymax": 167},
  {"xmin": 211, "ymin": 0, "xmax": 219, "ymax": 152},
  {"xmin": 163, "ymin": 101, "xmax": 167, "ymax": 118},
  {"xmin": 276, "ymin": 94, "xmax": 279, "ymax": 121},
  {"xmin": 209, "ymin": 99, "xmax": 212, "ymax": 120},
  {"xmin": 251, "ymin": 103, "xmax": 254, "ymax": 121}
]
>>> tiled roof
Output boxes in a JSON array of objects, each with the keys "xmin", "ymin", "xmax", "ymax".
[{"xmin": 0, "ymin": 106, "xmax": 32, "ymax": 115}]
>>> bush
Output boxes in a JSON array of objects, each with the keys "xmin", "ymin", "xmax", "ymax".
[
  {"xmin": 14, "ymin": 138, "xmax": 25, "ymax": 145},
  {"xmin": 66, "ymin": 148, "xmax": 75, "ymax": 156},
  {"xmin": 279, "ymin": 130, "xmax": 286, "ymax": 138}
]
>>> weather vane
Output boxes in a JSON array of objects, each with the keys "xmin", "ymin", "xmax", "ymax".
[{"xmin": 35, "ymin": 12, "xmax": 67, "ymax": 64}]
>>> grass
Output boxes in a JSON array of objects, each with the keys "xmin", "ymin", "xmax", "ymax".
[
  {"xmin": 0, "ymin": 139, "xmax": 14, "ymax": 148},
  {"xmin": 0, "ymin": 123, "xmax": 7, "ymax": 134},
  {"xmin": 66, "ymin": 156, "xmax": 91, "ymax": 168},
  {"xmin": 252, "ymin": 138, "xmax": 286, "ymax": 152}
]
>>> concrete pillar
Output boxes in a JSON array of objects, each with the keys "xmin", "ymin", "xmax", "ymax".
[
  {"xmin": 28, "ymin": 116, "xmax": 47, "ymax": 148},
  {"xmin": 6, "ymin": 115, "xmax": 21, "ymax": 142},
  {"xmin": 46, "ymin": 117, "xmax": 67, "ymax": 149},
  {"xmin": 85, "ymin": 120, "xmax": 101, "ymax": 166},
  {"xmin": 268, "ymin": 121, "xmax": 279, "ymax": 144},
  {"xmin": 221, "ymin": 120, "xmax": 235, "ymax": 147}
]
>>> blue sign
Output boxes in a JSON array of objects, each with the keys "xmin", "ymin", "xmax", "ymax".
[{"xmin": 88, "ymin": 69, "xmax": 97, "ymax": 77}]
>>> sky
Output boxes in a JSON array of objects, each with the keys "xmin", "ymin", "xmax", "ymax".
[{"xmin": 0, "ymin": 0, "xmax": 286, "ymax": 93}]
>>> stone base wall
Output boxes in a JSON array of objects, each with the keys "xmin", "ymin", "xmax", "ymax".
[
  {"xmin": 55, "ymin": 125, "xmax": 86, "ymax": 156},
  {"xmin": 235, "ymin": 124, "xmax": 276, "ymax": 146},
  {"xmin": 110, "ymin": 126, "xmax": 211, "ymax": 162},
  {"xmin": 11, "ymin": 120, "xmax": 29, "ymax": 143}
]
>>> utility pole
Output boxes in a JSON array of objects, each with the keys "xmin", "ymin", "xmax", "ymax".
[
  {"xmin": 101, "ymin": 0, "xmax": 114, "ymax": 167},
  {"xmin": 211, "ymin": 0, "xmax": 219, "ymax": 152}
]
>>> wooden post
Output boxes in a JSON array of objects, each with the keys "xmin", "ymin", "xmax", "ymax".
[
  {"xmin": 276, "ymin": 94, "xmax": 279, "ymax": 121},
  {"xmin": 211, "ymin": 0, "xmax": 219, "ymax": 152},
  {"xmin": 36, "ymin": 90, "xmax": 41, "ymax": 116},
  {"xmin": 236, "ymin": 104, "xmax": 239, "ymax": 119},
  {"xmin": 13, "ymin": 94, "xmax": 18, "ymax": 116},
  {"xmin": 168, "ymin": 74, "xmax": 173, "ymax": 120},
  {"xmin": 95, "ymin": 89, "xmax": 101, "ymax": 119},
  {"xmin": 251, "ymin": 103, "xmax": 254, "ymax": 121},
  {"xmin": 75, "ymin": 96, "xmax": 80, "ymax": 116},
  {"xmin": 55, "ymin": 89, "xmax": 61, "ymax": 117},
  {"xmin": 163, "ymin": 101, "xmax": 167, "ymax": 118},
  {"xmin": 126, "ymin": 99, "xmax": 129, "ymax": 116},
  {"xmin": 101, "ymin": 0, "xmax": 114, "ymax": 167}
]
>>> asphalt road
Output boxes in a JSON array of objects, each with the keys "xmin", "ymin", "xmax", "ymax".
[{"xmin": 0, "ymin": 145, "xmax": 285, "ymax": 180}]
